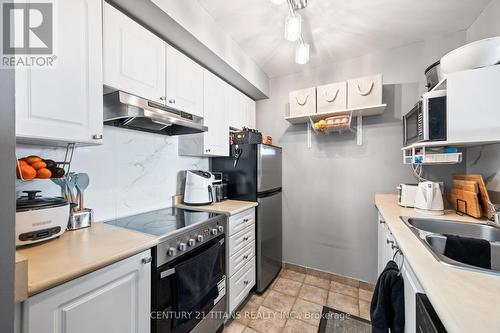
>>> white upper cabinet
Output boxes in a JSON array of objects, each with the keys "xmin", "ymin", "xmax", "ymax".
[
  {"xmin": 103, "ymin": 2, "xmax": 166, "ymax": 104},
  {"xmin": 16, "ymin": 0, "xmax": 103, "ymax": 144},
  {"xmin": 228, "ymin": 90, "xmax": 257, "ymax": 130},
  {"xmin": 166, "ymin": 45, "xmax": 204, "ymax": 117},
  {"xmin": 245, "ymin": 95, "xmax": 257, "ymax": 129},
  {"xmin": 203, "ymin": 71, "xmax": 229, "ymax": 156}
]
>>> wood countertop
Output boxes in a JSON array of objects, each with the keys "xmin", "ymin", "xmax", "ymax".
[
  {"xmin": 375, "ymin": 194, "xmax": 500, "ymax": 333},
  {"xmin": 175, "ymin": 199, "xmax": 258, "ymax": 216},
  {"xmin": 16, "ymin": 223, "xmax": 157, "ymax": 296}
]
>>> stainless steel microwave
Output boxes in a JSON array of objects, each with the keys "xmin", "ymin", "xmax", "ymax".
[{"xmin": 403, "ymin": 90, "xmax": 447, "ymax": 146}]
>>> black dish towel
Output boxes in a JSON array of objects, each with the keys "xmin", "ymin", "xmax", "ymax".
[
  {"xmin": 370, "ymin": 260, "xmax": 405, "ymax": 333},
  {"xmin": 444, "ymin": 234, "xmax": 491, "ymax": 269}
]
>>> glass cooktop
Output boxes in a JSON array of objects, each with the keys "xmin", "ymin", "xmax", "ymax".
[{"xmin": 106, "ymin": 208, "xmax": 220, "ymax": 237}]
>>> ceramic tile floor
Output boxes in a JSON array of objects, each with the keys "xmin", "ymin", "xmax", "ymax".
[{"xmin": 223, "ymin": 269, "xmax": 374, "ymax": 333}]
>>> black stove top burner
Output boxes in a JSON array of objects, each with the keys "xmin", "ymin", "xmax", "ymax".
[{"xmin": 106, "ymin": 207, "xmax": 219, "ymax": 237}]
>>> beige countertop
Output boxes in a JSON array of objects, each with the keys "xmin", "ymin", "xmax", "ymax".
[
  {"xmin": 16, "ymin": 223, "xmax": 157, "ymax": 296},
  {"xmin": 175, "ymin": 199, "xmax": 258, "ymax": 216},
  {"xmin": 375, "ymin": 194, "xmax": 500, "ymax": 333}
]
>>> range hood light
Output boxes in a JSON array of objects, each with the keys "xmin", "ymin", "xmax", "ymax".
[
  {"xmin": 284, "ymin": 13, "xmax": 302, "ymax": 42},
  {"xmin": 295, "ymin": 42, "xmax": 310, "ymax": 64}
]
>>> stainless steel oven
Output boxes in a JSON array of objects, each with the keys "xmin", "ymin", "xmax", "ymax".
[
  {"xmin": 404, "ymin": 90, "xmax": 447, "ymax": 146},
  {"xmin": 152, "ymin": 217, "xmax": 226, "ymax": 333}
]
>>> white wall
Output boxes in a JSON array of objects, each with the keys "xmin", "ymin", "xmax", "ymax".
[
  {"xmin": 466, "ymin": 0, "xmax": 500, "ymax": 42},
  {"xmin": 16, "ymin": 127, "xmax": 207, "ymax": 222},
  {"xmin": 256, "ymin": 31, "xmax": 468, "ymax": 282}
]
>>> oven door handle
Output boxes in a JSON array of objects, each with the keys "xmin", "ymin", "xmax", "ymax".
[{"xmin": 160, "ymin": 268, "xmax": 176, "ymax": 279}]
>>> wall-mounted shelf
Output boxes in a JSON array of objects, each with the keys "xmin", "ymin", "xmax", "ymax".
[{"xmin": 285, "ymin": 104, "xmax": 386, "ymax": 124}]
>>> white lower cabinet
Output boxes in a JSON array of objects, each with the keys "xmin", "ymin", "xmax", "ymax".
[
  {"xmin": 377, "ymin": 214, "xmax": 424, "ymax": 333},
  {"xmin": 227, "ymin": 208, "xmax": 256, "ymax": 313},
  {"xmin": 21, "ymin": 250, "xmax": 152, "ymax": 333}
]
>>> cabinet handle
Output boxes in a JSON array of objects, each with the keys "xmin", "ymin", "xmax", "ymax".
[
  {"xmin": 159, "ymin": 96, "xmax": 166, "ymax": 101},
  {"xmin": 386, "ymin": 239, "xmax": 394, "ymax": 246},
  {"xmin": 168, "ymin": 99, "xmax": 175, "ymax": 104},
  {"xmin": 379, "ymin": 220, "xmax": 385, "ymax": 225},
  {"xmin": 141, "ymin": 257, "xmax": 152, "ymax": 264},
  {"xmin": 243, "ymin": 255, "xmax": 249, "ymax": 259},
  {"xmin": 243, "ymin": 218, "xmax": 249, "ymax": 223},
  {"xmin": 92, "ymin": 134, "xmax": 103, "ymax": 140},
  {"xmin": 243, "ymin": 237, "xmax": 249, "ymax": 241},
  {"xmin": 244, "ymin": 280, "xmax": 249, "ymax": 285}
]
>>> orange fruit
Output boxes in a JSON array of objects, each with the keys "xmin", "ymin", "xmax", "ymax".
[
  {"xmin": 30, "ymin": 161, "xmax": 47, "ymax": 170},
  {"xmin": 17, "ymin": 165, "xmax": 36, "ymax": 180},
  {"xmin": 17, "ymin": 160, "xmax": 28, "ymax": 167},
  {"xmin": 36, "ymin": 168, "xmax": 52, "ymax": 179},
  {"xmin": 24, "ymin": 156, "xmax": 42, "ymax": 164}
]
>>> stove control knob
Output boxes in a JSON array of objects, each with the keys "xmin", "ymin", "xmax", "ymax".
[
  {"xmin": 211, "ymin": 228, "xmax": 218, "ymax": 236},
  {"xmin": 167, "ymin": 247, "xmax": 176, "ymax": 257},
  {"xmin": 196, "ymin": 235, "xmax": 204, "ymax": 243},
  {"xmin": 217, "ymin": 226, "xmax": 224, "ymax": 233},
  {"xmin": 178, "ymin": 243, "xmax": 187, "ymax": 252},
  {"xmin": 188, "ymin": 239, "xmax": 196, "ymax": 247}
]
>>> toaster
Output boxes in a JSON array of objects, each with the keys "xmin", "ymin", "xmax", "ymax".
[
  {"xmin": 397, "ymin": 184, "xmax": 418, "ymax": 208},
  {"xmin": 183, "ymin": 170, "xmax": 215, "ymax": 205}
]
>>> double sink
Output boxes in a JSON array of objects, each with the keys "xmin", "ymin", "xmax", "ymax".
[{"xmin": 401, "ymin": 216, "xmax": 500, "ymax": 275}]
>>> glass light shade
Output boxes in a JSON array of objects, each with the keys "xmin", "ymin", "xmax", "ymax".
[
  {"xmin": 270, "ymin": 0, "xmax": 286, "ymax": 4},
  {"xmin": 284, "ymin": 13, "xmax": 302, "ymax": 41},
  {"xmin": 295, "ymin": 42, "xmax": 310, "ymax": 64}
]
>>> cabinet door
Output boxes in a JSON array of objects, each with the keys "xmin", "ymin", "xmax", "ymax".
[
  {"xmin": 203, "ymin": 71, "xmax": 229, "ymax": 156},
  {"xmin": 401, "ymin": 264, "xmax": 424, "ymax": 333},
  {"xmin": 103, "ymin": 2, "xmax": 166, "ymax": 104},
  {"xmin": 227, "ymin": 88, "xmax": 243, "ymax": 130},
  {"xmin": 23, "ymin": 251, "xmax": 151, "ymax": 333},
  {"xmin": 166, "ymin": 45, "xmax": 204, "ymax": 117},
  {"xmin": 246, "ymin": 96, "xmax": 256, "ymax": 129},
  {"xmin": 15, "ymin": 0, "xmax": 103, "ymax": 144},
  {"xmin": 377, "ymin": 215, "xmax": 386, "ymax": 276}
]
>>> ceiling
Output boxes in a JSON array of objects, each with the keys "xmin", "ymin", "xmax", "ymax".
[{"xmin": 198, "ymin": 0, "xmax": 491, "ymax": 78}]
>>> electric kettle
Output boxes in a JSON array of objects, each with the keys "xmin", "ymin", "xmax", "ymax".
[{"xmin": 414, "ymin": 181, "xmax": 444, "ymax": 215}]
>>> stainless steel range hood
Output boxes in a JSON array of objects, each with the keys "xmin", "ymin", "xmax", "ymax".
[{"xmin": 103, "ymin": 91, "xmax": 208, "ymax": 136}]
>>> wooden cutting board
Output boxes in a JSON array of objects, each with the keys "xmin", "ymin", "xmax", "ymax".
[
  {"xmin": 453, "ymin": 174, "xmax": 492, "ymax": 218},
  {"xmin": 452, "ymin": 179, "xmax": 479, "ymax": 193},
  {"xmin": 449, "ymin": 188, "xmax": 482, "ymax": 218}
]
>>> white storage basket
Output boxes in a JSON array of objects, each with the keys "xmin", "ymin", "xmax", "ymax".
[
  {"xmin": 347, "ymin": 74, "xmax": 383, "ymax": 108},
  {"xmin": 316, "ymin": 81, "xmax": 347, "ymax": 113},
  {"xmin": 289, "ymin": 87, "xmax": 317, "ymax": 117}
]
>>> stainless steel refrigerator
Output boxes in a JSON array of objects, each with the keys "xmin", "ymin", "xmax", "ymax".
[{"xmin": 211, "ymin": 144, "xmax": 282, "ymax": 293}]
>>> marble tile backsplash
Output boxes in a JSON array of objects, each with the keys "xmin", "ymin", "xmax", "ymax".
[
  {"xmin": 16, "ymin": 126, "xmax": 208, "ymax": 222},
  {"xmin": 466, "ymin": 143, "xmax": 500, "ymax": 202}
]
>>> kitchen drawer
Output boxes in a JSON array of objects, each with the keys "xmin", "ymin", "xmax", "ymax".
[
  {"xmin": 317, "ymin": 81, "xmax": 347, "ymax": 113},
  {"xmin": 228, "ymin": 209, "xmax": 255, "ymax": 236},
  {"xmin": 229, "ymin": 242, "xmax": 255, "ymax": 278},
  {"xmin": 229, "ymin": 224, "xmax": 255, "ymax": 256},
  {"xmin": 229, "ymin": 257, "xmax": 255, "ymax": 313},
  {"xmin": 289, "ymin": 87, "xmax": 317, "ymax": 117},
  {"xmin": 347, "ymin": 74, "xmax": 383, "ymax": 108}
]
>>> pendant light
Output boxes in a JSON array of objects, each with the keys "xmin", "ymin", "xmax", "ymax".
[
  {"xmin": 284, "ymin": 13, "xmax": 302, "ymax": 41},
  {"xmin": 295, "ymin": 41, "xmax": 310, "ymax": 64}
]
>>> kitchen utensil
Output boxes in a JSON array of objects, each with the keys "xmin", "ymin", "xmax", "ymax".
[
  {"xmin": 183, "ymin": 170, "xmax": 214, "ymax": 205},
  {"xmin": 424, "ymin": 60, "xmax": 445, "ymax": 91},
  {"xmin": 440, "ymin": 37, "xmax": 500, "ymax": 74},
  {"xmin": 449, "ymin": 188, "xmax": 482, "ymax": 218},
  {"xmin": 67, "ymin": 208, "xmax": 93, "ymax": 230},
  {"xmin": 66, "ymin": 172, "xmax": 77, "ymax": 204},
  {"xmin": 16, "ymin": 190, "xmax": 70, "ymax": 246},
  {"xmin": 397, "ymin": 183, "xmax": 418, "ymax": 208},
  {"xmin": 453, "ymin": 174, "xmax": 493, "ymax": 218},
  {"xmin": 414, "ymin": 182, "xmax": 444, "ymax": 215},
  {"xmin": 75, "ymin": 173, "xmax": 90, "ymax": 210}
]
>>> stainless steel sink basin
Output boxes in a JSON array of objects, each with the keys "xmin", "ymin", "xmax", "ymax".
[{"xmin": 401, "ymin": 216, "xmax": 500, "ymax": 275}]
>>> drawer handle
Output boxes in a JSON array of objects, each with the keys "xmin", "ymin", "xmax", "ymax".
[
  {"xmin": 325, "ymin": 89, "xmax": 339, "ymax": 103},
  {"xmin": 356, "ymin": 81, "xmax": 374, "ymax": 96},
  {"xmin": 295, "ymin": 94, "xmax": 309, "ymax": 106},
  {"xmin": 243, "ymin": 280, "xmax": 249, "ymax": 285},
  {"xmin": 243, "ymin": 255, "xmax": 249, "ymax": 259},
  {"xmin": 243, "ymin": 237, "xmax": 249, "ymax": 241},
  {"xmin": 141, "ymin": 257, "xmax": 152, "ymax": 264},
  {"xmin": 243, "ymin": 218, "xmax": 249, "ymax": 223}
]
